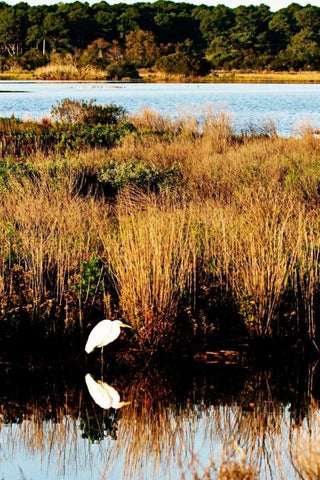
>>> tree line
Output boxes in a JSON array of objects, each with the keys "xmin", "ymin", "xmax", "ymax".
[{"xmin": 0, "ymin": 1, "xmax": 319, "ymax": 76}]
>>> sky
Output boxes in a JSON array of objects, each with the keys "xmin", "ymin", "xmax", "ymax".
[{"xmin": 4, "ymin": 0, "xmax": 320, "ymax": 8}]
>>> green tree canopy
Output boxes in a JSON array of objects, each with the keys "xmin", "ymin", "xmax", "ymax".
[{"xmin": 0, "ymin": 1, "xmax": 318, "ymax": 73}]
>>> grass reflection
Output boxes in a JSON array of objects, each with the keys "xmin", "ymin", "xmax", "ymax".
[{"xmin": 0, "ymin": 360, "xmax": 319, "ymax": 479}]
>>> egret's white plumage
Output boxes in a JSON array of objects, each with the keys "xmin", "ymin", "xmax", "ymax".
[
  {"xmin": 85, "ymin": 374, "xmax": 130, "ymax": 409},
  {"xmin": 85, "ymin": 319, "xmax": 132, "ymax": 354}
]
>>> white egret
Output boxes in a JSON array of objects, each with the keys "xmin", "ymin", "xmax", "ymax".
[
  {"xmin": 85, "ymin": 319, "xmax": 132, "ymax": 354},
  {"xmin": 85, "ymin": 373, "xmax": 130, "ymax": 409}
]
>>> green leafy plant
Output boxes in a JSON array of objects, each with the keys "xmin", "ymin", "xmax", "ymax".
[
  {"xmin": 98, "ymin": 160, "xmax": 183, "ymax": 195},
  {"xmin": 76, "ymin": 256, "xmax": 103, "ymax": 303},
  {"xmin": 51, "ymin": 99, "xmax": 127, "ymax": 125}
]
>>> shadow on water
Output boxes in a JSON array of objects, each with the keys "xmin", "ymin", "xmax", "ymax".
[{"xmin": 0, "ymin": 352, "xmax": 320, "ymax": 479}]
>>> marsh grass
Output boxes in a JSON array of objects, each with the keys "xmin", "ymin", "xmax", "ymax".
[
  {"xmin": 34, "ymin": 63, "xmax": 107, "ymax": 80},
  {"xmin": 224, "ymin": 187, "xmax": 301, "ymax": 336},
  {"xmin": 2, "ymin": 106, "xmax": 320, "ymax": 348},
  {"xmin": 293, "ymin": 215, "xmax": 320, "ymax": 344},
  {"xmin": 101, "ymin": 192, "xmax": 196, "ymax": 350},
  {"xmin": 213, "ymin": 70, "xmax": 320, "ymax": 84},
  {"xmin": 0, "ymin": 173, "xmax": 110, "ymax": 329}
]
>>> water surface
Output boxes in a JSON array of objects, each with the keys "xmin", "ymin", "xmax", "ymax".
[
  {"xmin": 0, "ymin": 81, "xmax": 318, "ymax": 136},
  {"xmin": 0, "ymin": 358, "xmax": 319, "ymax": 480}
]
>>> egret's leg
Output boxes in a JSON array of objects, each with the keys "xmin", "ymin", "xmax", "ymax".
[{"xmin": 101, "ymin": 346, "xmax": 104, "ymax": 379}]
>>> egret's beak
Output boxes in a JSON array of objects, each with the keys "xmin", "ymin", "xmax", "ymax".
[
  {"xmin": 118, "ymin": 401, "xmax": 131, "ymax": 408},
  {"xmin": 120, "ymin": 322, "xmax": 133, "ymax": 329}
]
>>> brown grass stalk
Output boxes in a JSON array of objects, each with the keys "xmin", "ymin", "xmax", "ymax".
[
  {"xmin": 100, "ymin": 192, "xmax": 196, "ymax": 349},
  {"xmin": 34, "ymin": 63, "xmax": 106, "ymax": 80},
  {"xmin": 224, "ymin": 187, "xmax": 301, "ymax": 336},
  {"xmin": 0, "ymin": 173, "xmax": 109, "ymax": 325}
]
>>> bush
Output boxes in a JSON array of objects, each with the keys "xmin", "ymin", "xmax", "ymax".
[
  {"xmin": 106, "ymin": 60, "xmax": 139, "ymax": 80},
  {"xmin": 0, "ymin": 159, "xmax": 36, "ymax": 191},
  {"xmin": 51, "ymin": 99, "xmax": 127, "ymax": 125},
  {"xmin": 156, "ymin": 40, "xmax": 211, "ymax": 77},
  {"xmin": 19, "ymin": 49, "xmax": 49, "ymax": 71},
  {"xmin": 98, "ymin": 160, "xmax": 183, "ymax": 195},
  {"xmin": 0, "ymin": 113, "xmax": 135, "ymax": 156},
  {"xmin": 54, "ymin": 122, "xmax": 135, "ymax": 152}
]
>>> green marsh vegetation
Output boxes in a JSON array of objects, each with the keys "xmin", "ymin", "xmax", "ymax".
[{"xmin": 1, "ymin": 100, "xmax": 320, "ymax": 354}]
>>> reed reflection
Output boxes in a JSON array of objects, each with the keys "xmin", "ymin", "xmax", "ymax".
[{"xmin": 0, "ymin": 360, "xmax": 319, "ymax": 479}]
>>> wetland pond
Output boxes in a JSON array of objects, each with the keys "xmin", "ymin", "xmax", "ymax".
[
  {"xmin": 0, "ymin": 354, "xmax": 319, "ymax": 480},
  {"xmin": 0, "ymin": 81, "xmax": 320, "ymax": 135}
]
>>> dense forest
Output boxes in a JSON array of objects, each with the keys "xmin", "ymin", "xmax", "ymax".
[{"xmin": 0, "ymin": 1, "xmax": 319, "ymax": 77}]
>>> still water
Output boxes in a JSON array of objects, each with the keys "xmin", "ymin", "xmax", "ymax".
[
  {"xmin": 0, "ymin": 357, "xmax": 319, "ymax": 480},
  {"xmin": 0, "ymin": 81, "xmax": 319, "ymax": 135}
]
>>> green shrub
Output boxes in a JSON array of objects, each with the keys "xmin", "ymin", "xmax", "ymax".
[
  {"xmin": 0, "ymin": 159, "xmax": 36, "ymax": 190},
  {"xmin": 106, "ymin": 60, "xmax": 139, "ymax": 80},
  {"xmin": 156, "ymin": 52, "xmax": 210, "ymax": 76},
  {"xmin": 156, "ymin": 41, "xmax": 211, "ymax": 77},
  {"xmin": 54, "ymin": 122, "xmax": 135, "ymax": 152},
  {"xmin": 0, "ymin": 111, "xmax": 135, "ymax": 156},
  {"xmin": 51, "ymin": 99, "xmax": 127, "ymax": 125},
  {"xmin": 19, "ymin": 49, "xmax": 49, "ymax": 71},
  {"xmin": 98, "ymin": 160, "xmax": 183, "ymax": 195},
  {"xmin": 75, "ymin": 256, "xmax": 103, "ymax": 302}
]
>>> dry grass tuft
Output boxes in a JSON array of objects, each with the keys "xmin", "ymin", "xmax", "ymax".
[
  {"xmin": 34, "ymin": 63, "xmax": 106, "ymax": 80},
  {"xmin": 224, "ymin": 187, "xmax": 302, "ymax": 336},
  {"xmin": 0, "ymin": 172, "xmax": 110, "ymax": 327},
  {"xmin": 100, "ymin": 192, "xmax": 195, "ymax": 349}
]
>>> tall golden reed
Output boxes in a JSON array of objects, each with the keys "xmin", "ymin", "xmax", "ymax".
[
  {"xmin": 0, "ymin": 172, "xmax": 109, "ymax": 327},
  {"xmin": 100, "ymin": 192, "xmax": 196, "ymax": 349},
  {"xmin": 223, "ymin": 187, "xmax": 302, "ymax": 336}
]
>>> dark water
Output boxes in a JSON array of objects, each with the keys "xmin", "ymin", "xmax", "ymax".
[
  {"xmin": 0, "ymin": 354, "xmax": 319, "ymax": 480},
  {"xmin": 0, "ymin": 81, "xmax": 319, "ymax": 136}
]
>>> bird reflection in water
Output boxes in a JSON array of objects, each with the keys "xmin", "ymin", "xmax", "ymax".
[{"xmin": 85, "ymin": 373, "xmax": 130, "ymax": 410}]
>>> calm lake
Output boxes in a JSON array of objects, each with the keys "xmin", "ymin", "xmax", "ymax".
[
  {"xmin": 0, "ymin": 81, "xmax": 319, "ymax": 135},
  {"xmin": 0, "ymin": 357, "xmax": 319, "ymax": 480}
]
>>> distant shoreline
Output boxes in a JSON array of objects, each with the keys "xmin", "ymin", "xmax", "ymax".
[
  {"xmin": 1, "ymin": 69, "xmax": 320, "ymax": 84},
  {"xmin": 139, "ymin": 69, "xmax": 320, "ymax": 84}
]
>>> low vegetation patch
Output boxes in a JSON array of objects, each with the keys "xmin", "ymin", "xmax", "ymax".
[{"xmin": 0, "ymin": 99, "xmax": 134, "ymax": 157}]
